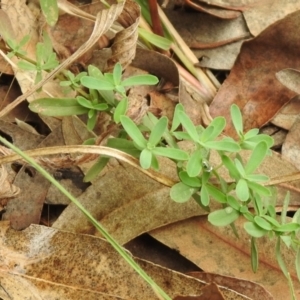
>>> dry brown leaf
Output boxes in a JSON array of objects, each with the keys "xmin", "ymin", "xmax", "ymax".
[
  {"xmin": 164, "ymin": 6, "xmax": 250, "ymax": 70},
  {"xmin": 2, "ymin": 168, "xmax": 50, "ymax": 230},
  {"xmin": 150, "ymin": 216, "xmax": 300, "ymax": 299},
  {"xmin": 184, "ymin": 1, "xmax": 241, "ymax": 19},
  {"xmin": 271, "ymin": 95, "xmax": 300, "ymax": 130},
  {"xmin": 210, "ymin": 10, "xmax": 300, "ymax": 136},
  {"xmin": 282, "ymin": 116, "xmax": 300, "ymax": 170},
  {"xmin": 188, "ymin": 272, "xmax": 273, "ymax": 300},
  {"xmin": 106, "ymin": 0, "xmax": 140, "ymax": 70},
  {"xmin": 0, "ymin": 222, "xmax": 250, "ymax": 299},
  {"xmin": 276, "ymin": 68, "xmax": 300, "ymax": 95},
  {"xmin": 0, "ymin": 166, "xmax": 19, "ymax": 199},
  {"xmin": 243, "ymin": 0, "xmax": 300, "ymax": 36},
  {"xmin": 173, "ymin": 283, "xmax": 225, "ymax": 300}
]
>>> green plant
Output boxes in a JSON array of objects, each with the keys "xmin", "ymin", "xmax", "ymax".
[{"xmin": 2, "ymin": 13, "xmax": 300, "ymax": 297}]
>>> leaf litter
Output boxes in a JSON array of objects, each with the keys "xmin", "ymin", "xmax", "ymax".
[{"xmin": 1, "ymin": 0, "xmax": 300, "ymax": 299}]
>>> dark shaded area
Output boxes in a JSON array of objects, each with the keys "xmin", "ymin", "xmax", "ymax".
[{"xmin": 125, "ymin": 233, "xmax": 202, "ymax": 274}]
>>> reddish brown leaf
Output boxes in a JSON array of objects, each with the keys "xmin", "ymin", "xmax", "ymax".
[{"xmin": 210, "ymin": 10, "xmax": 300, "ymax": 136}]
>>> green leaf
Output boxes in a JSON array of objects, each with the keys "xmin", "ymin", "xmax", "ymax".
[
  {"xmin": 200, "ymin": 126, "xmax": 214, "ymax": 143},
  {"xmin": 245, "ymin": 142, "xmax": 268, "ymax": 174},
  {"xmin": 17, "ymin": 60, "xmax": 36, "ymax": 71},
  {"xmin": 172, "ymin": 131, "xmax": 193, "ymax": 141},
  {"xmin": 107, "ymin": 138, "xmax": 140, "ymax": 157},
  {"xmin": 76, "ymin": 96, "xmax": 94, "ymax": 109},
  {"xmin": 140, "ymin": 148, "xmax": 153, "ymax": 169},
  {"xmin": 247, "ymin": 181, "xmax": 271, "ymax": 197},
  {"xmin": 138, "ymin": 28, "xmax": 172, "ymax": 50},
  {"xmin": 262, "ymin": 215, "xmax": 280, "ymax": 227},
  {"xmin": 206, "ymin": 184, "xmax": 227, "ymax": 203},
  {"xmin": 282, "ymin": 192, "xmax": 290, "ymax": 224},
  {"xmin": 281, "ymin": 235, "xmax": 292, "ymax": 248},
  {"xmin": 178, "ymin": 111, "xmax": 199, "ymax": 142},
  {"xmin": 234, "ymin": 158, "xmax": 246, "ymax": 178},
  {"xmin": 40, "ymin": 0, "xmax": 59, "ymax": 26},
  {"xmin": 274, "ymin": 223, "xmax": 300, "ymax": 233},
  {"xmin": 200, "ymin": 185, "xmax": 210, "ymax": 206},
  {"xmin": 170, "ymin": 182, "xmax": 195, "ymax": 203},
  {"xmin": 81, "ymin": 76, "xmax": 115, "ymax": 90},
  {"xmin": 241, "ymin": 208, "xmax": 254, "ymax": 222},
  {"xmin": 114, "ymin": 98, "xmax": 128, "ymax": 123},
  {"xmin": 87, "ymin": 110, "xmax": 97, "ymax": 130},
  {"xmin": 245, "ymin": 134, "xmax": 274, "ymax": 149},
  {"xmin": 227, "ymin": 195, "xmax": 240, "ymax": 210},
  {"xmin": 120, "ymin": 116, "xmax": 147, "ymax": 149},
  {"xmin": 245, "ymin": 174, "xmax": 269, "ymax": 182},
  {"xmin": 244, "ymin": 128, "xmax": 259, "ymax": 139},
  {"xmin": 251, "ymin": 237, "xmax": 259, "ymax": 273},
  {"xmin": 230, "ymin": 104, "xmax": 243, "ymax": 136},
  {"xmin": 292, "ymin": 208, "xmax": 300, "ymax": 225},
  {"xmin": 244, "ymin": 222, "xmax": 267, "ymax": 238},
  {"xmin": 29, "ymin": 98, "xmax": 89, "ymax": 116},
  {"xmin": 152, "ymin": 147, "xmax": 189, "ymax": 160},
  {"xmin": 113, "ymin": 63, "xmax": 122, "ymax": 85},
  {"xmin": 93, "ymin": 103, "xmax": 108, "ymax": 111},
  {"xmin": 276, "ymin": 237, "xmax": 289, "ymax": 277},
  {"xmin": 203, "ymin": 117, "xmax": 226, "ymax": 141},
  {"xmin": 236, "ymin": 179, "xmax": 249, "ymax": 201},
  {"xmin": 208, "ymin": 207, "xmax": 239, "ymax": 226},
  {"xmin": 148, "ymin": 116, "xmax": 168, "ymax": 147},
  {"xmin": 186, "ymin": 149, "xmax": 203, "ymax": 177},
  {"xmin": 171, "ymin": 104, "xmax": 184, "ymax": 132},
  {"xmin": 222, "ymin": 155, "xmax": 240, "ymax": 179},
  {"xmin": 84, "ymin": 156, "xmax": 110, "ymax": 182},
  {"xmin": 254, "ymin": 216, "xmax": 273, "ymax": 231},
  {"xmin": 150, "ymin": 153, "xmax": 159, "ymax": 170},
  {"xmin": 296, "ymin": 247, "xmax": 300, "ymax": 281},
  {"xmin": 204, "ymin": 140, "xmax": 240, "ymax": 152},
  {"xmin": 179, "ymin": 171, "xmax": 201, "ymax": 188},
  {"xmin": 122, "ymin": 75, "xmax": 159, "ymax": 87}
]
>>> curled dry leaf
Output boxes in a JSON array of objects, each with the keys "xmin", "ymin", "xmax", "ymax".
[{"xmin": 106, "ymin": 0, "xmax": 140, "ymax": 70}]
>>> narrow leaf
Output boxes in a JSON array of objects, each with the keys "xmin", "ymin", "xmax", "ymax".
[
  {"xmin": 254, "ymin": 216, "xmax": 273, "ymax": 231},
  {"xmin": 120, "ymin": 116, "xmax": 147, "ymax": 149},
  {"xmin": 29, "ymin": 98, "xmax": 89, "ymax": 116},
  {"xmin": 81, "ymin": 76, "xmax": 115, "ymax": 90},
  {"xmin": 148, "ymin": 116, "xmax": 168, "ymax": 146},
  {"xmin": 200, "ymin": 185, "xmax": 210, "ymax": 206},
  {"xmin": 113, "ymin": 63, "xmax": 122, "ymax": 85},
  {"xmin": 204, "ymin": 140, "xmax": 240, "ymax": 152},
  {"xmin": 152, "ymin": 147, "xmax": 189, "ymax": 160},
  {"xmin": 251, "ymin": 237, "xmax": 259, "ymax": 273},
  {"xmin": 114, "ymin": 98, "xmax": 128, "ymax": 123},
  {"xmin": 230, "ymin": 104, "xmax": 243, "ymax": 136},
  {"xmin": 236, "ymin": 179, "xmax": 249, "ymax": 201},
  {"xmin": 245, "ymin": 142, "xmax": 268, "ymax": 174},
  {"xmin": 178, "ymin": 111, "xmax": 199, "ymax": 142},
  {"xmin": 203, "ymin": 116, "xmax": 226, "ymax": 142},
  {"xmin": 186, "ymin": 149, "xmax": 202, "ymax": 177},
  {"xmin": 122, "ymin": 75, "xmax": 159, "ymax": 87},
  {"xmin": 138, "ymin": 28, "xmax": 172, "ymax": 50},
  {"xmin": 171, "ymin": 104, "xmax": 184, "ymax": 132}
]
